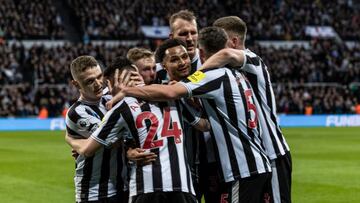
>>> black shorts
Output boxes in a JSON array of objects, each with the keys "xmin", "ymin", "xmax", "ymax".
[
  {"xmin": 77, "ymin": 191, "xmax": 129, "ymax": 203},
  {"xmin": 131, "ymin": 192, "xmax": 196, "ymax": 203},
  {"xmin": 269, "ymin": 151, "xmax": 292, "ymax": 203},
  {"xmin": 221, "ymin": 172, "xmax": 272, "ymax": 203},
  {"xmin": 195, "ymin": 162, "xmax": 223, "ymax": 203}
]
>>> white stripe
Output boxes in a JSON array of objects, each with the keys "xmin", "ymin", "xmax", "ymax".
[{"xmin": 231, "ymin": 180, "xmax": 239, "ymax": 203}]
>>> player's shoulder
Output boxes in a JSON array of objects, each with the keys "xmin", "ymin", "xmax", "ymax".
[{"xmin": 66, "ymin": 101, "xmax": 83, "ymax": 119}]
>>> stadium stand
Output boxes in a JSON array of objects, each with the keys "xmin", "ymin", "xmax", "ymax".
[
  {"xmin": 0, "ymin": 0, "xmax": 65, "ymax": 39},
  {"xmin": 0, "ymin": 0, "xmax": 359, "ymax": 117}
]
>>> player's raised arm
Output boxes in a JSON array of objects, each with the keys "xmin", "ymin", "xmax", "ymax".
[
  {"xmin": 200, "ymin": 48, "xmax": 245, "ymax": 70},
  {"xmin": 122, "ymin": 82, "xmax": 189, "ymax": 101}
]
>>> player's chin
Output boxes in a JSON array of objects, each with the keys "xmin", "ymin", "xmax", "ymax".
[
  {"xmin": 187, "ymin": 46, "xmax": 195, "ymax": 53},
  {"xmin": 95, "ymin": 90, "xmax": 103, "ymax": 98},
  {"xmin": 179, "ymin": 70, "xmax": 190, "ymax": 78}
]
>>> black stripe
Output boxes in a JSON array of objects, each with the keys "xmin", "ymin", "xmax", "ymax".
[
  {"xmin": 151, "ymin": 102, "xmax": 163, "ymax": 191},
  {"xmin": 67, "ymin": 101, "xmax": 82, "ymax": 123},
  {"xmin": 246, "ymin": 55, "xmax": 261, "ymax": 66},
  {"xmin": 88, "ymin": 105, "xmax": 104, "ymax": 119},
  {"xmin": 122, "ymin": 100, "xmax": 144, "ymax": 195},
  {"xmin": 164, "ymin": 102, "xmax": 182, "ymax": 190},
  {"xmin": 116, "ymin": 141, "xmax": 125, "ymax": 194},
  {"xmin": 191, "ymin": 75, "xmax": 224, "ymax": 96},
  {"xmin": 179, "ymin": 101, "xmax": 197, "ymax": 124},
  {"xmin": 98, "ymin": 148, "xmax": 111, "ymax": 197},
  {"xmin": 101, "ymin": 97, "xmax": 108, "ymax": 107},
  {"xmin": 260, "ymin": 61, "xmax": 288, "ymax": 153},
  {"xmin": 176, "ymin": 100, "xmax": 193, "ymax": 193},
  {"xmin": 66, "ymin": 125, "xmax": 83, "ymax": 138},
  {"xmin": 207, "ymin": 99, "xmax": 241, "ymax": 178},
  {"xmin": 190, "ymin": 59, "xmax": 198, "ymax": 74},
  {"xmin": 201, "ymin": 103, "xmax": 225, "ymax": 181},
  {"xmin": 97, "ymin": 104, "xmax": 124, "ymax": 140},
  {"xmin": 221, "ymin": 74, "xmax": 243, "ymax": 177},
  {"xmin": 80, "ymin": 156, "xmax": 94, "ymax": 201},
  {"xmin": 121, "ymin": 102, "xmax": 141, "ymax": 147},
  {"xmin": 167, "ymin": 128, "xmax": 182, "ymax": 190}
]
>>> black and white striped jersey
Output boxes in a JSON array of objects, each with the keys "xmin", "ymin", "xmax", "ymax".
[
  {"xmin": 65, "ymin": 95, "xmax": 128, "ymax": 202},
  {"xmin": 239, "ymin": 49, "xmax": 290, "ymax": 160},
  {"xmin": 179, "ymin": 68, "xmax": 272, "ymax": 183},
  {"xmin": 91, "ymin": 97, "xmax": 196, "ymax": 197},
  {"xmin": 156, "ymin": 52, "xmax": 215, "ymax": 176}
]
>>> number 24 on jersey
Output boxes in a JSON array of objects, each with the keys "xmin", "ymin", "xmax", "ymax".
[{"xmin": 136, "ymin": 107, "xmax": 182, "ymax": 149}]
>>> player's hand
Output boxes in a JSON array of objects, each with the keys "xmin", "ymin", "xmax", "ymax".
[
  {"xmin": 130, "ymin": 71, "xmax": 145, "ymax": 86},
  {"xmin": 105, "ymin": 91, "xmax": 125, "ymax": 110},
  {"xmin": 71, "ymin": 149, "xmax": 79, "ymax": 159},
  {"xmin": 110, "ymin": 69, "xmax": 131, "ymax": 95},
  {"xmin": 127, "ymin": 148, "xmax": 157, "ymax": 166}
]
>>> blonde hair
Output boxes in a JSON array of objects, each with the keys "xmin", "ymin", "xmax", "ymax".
[{"xmin": 127, "ymin": 47, "xmax": 154, "ymax": 63}]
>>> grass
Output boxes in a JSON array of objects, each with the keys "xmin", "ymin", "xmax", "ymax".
[{"xmin": 0, "ymin": 128, "xmax": 359, "ymax": 202}]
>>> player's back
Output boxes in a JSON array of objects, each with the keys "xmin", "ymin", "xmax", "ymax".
[
  {"xmin": 92, "ymin": 97, "xmax": 195, "ymax": 197},
  {"xmin": 180, "ymin": 67, "xmax": 271, "ymax": 182},
  {"xmin": 241, "ymin": 49, "xmax": 290, "ymax": 160}
]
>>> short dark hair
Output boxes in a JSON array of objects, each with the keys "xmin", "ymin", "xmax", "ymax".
[
  {"xmin": 198, "ymin": 26, "xmax": 228, "ymax": 56},
  {"xmin": 155, "ymin": 39, "xmax": 187, "ymax": 63},
  {"xmin": 103, "ymin": 57, "xmax": 135, "ymax": 78},
  {"xmin": 213, "ymin": 16, "xmax": 247, "ymax": 42}
]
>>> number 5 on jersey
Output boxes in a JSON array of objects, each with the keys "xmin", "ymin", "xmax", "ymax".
[{"xmin": 136, "ymin": 107, "xmax": 182, "ymax": 149}]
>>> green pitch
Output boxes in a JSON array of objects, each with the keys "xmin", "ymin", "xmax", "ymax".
[{"xmin": 0, "ymin": 128, "xmax": 359, "ymax": 203}]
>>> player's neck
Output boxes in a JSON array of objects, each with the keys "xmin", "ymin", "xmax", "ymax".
[
  {"xmin": 79, "ymin": 95, "xmax": 101, "ymax": 105},
  {"xmin": 237, "ymin": 44, "xmax": 245, "ymax": 50}
]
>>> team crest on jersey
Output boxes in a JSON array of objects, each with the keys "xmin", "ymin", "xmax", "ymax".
[
  {"xmin": 77, "ymin": 118, "xmax": 90, "ymax": 131},
  {"xmin": 187, "ymin": 70, "xmax": 205, "ymax": 83}
]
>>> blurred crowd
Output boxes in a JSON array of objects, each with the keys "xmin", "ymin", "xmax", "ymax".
[
  {"xmin": 275, "ymin": 85, "xmax": 360, "ymax": 115},
  {"xmin": 0, "ymin": 0, "xmax": 65, "ymax": 39},
  {"xmin": 0, "ymin": 0, "xmax": 358, "ymax": 40},
  {"xmin": 0, "ymin": 0, "xmax": 359, "ymax": 117},
  {"xmin": 1, "ymin": 40, "xmax": 359, "ymax": 117},
  {"xmin": 253, "ymin": 40, "xmax": 360, "ymax": 84}
]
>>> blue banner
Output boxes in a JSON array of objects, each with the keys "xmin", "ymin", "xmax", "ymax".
[
  {"xmin": 278, "ymin": 114, "xmax": 360, "ymax": 127},
  {"xmin": 0, "ymin": 115, "xmax": 360, "ymax": 131},
  {"xmin": 0, "ymin": 118, "xmax": 66, "ymax": 131}
]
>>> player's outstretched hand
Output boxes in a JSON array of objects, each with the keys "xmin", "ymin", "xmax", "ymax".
[
  {"xmin": 110, "ymin": 69, "xmax": 131, "ymax": 95},
  {"xmin": 130, "ymin": 71, "xmax": 145, "ymax": 86},
  {"xmin": 127, "ymin": 148, "xmax": 157, "ymax": 166}
]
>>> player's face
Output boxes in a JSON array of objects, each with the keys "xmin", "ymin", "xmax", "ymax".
[
  {"xmin": 162, "ymin": 45, "xmax": 191, "ymax": 81},
  {"xmin": 75, "ymin": 65, "xmax": 104, "ymax": 102},
  {"xmin": 170, "ymin": 19, "xmax": 198, "ymax": 60},
  {"xmin": 134, "ymin": 57, "xmax": 157, "ymax": 85}
]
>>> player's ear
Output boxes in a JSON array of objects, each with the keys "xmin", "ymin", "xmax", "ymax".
[
  {"xmin": 228, "ymin": 37, "xmax": 237, "ymax": 49},
  {"xmin": 71, "ymin": 80, "xmax": 81, "ymax": 89},
  {"xmin": 169, "ymin": 32, "xmax": 174, "ymax": 39}
]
